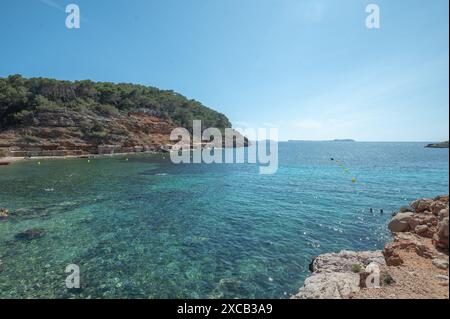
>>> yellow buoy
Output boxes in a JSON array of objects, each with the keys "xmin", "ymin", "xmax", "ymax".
[{"xmin": 352, "ymin": 177, "xmax": 357, "ymax": 183}]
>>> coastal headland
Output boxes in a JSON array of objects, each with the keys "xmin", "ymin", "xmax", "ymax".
[{"xmin": 0, "ymin": 75, "xmax": 247, "ymax": 163}]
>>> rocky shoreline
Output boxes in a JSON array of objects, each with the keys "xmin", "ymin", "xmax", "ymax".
[
  {"xmin": 425, "ymin": 141, "xmax": 449, "ymax": 148},
  {"xmin": 293, "ymin": 195, "xmax": 449, "ymax": 299}
]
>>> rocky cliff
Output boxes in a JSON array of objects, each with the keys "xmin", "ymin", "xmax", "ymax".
[
  {"xmin": 0, "ymin": 75, "xmax": 247, "ymax": 158},
  {"xmin": 293, "ymin": 196, "xmax": 449, "ymax": 299},
  {"xmin": 0, "ymin": 109, "xmax": 179, "ymax": 156}
]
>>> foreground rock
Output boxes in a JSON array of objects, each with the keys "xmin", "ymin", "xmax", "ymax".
[
  {"xmin": 388, "ymin": 195, "xmax": 449, "ymax": 251},
  {"xmin": 292, "ymin": 251, "xmax": 385, "ymax": 299},
  {"xmin": 293, "ymin": 196, "xmax": 449, "ymax": 299},
  {"xmin": 388, "ymin": 212, "xmax": 414, "ymax": 232},
  {"xmin": 294, "ymin": 272, "xmax": 360, "ymax": 299}
]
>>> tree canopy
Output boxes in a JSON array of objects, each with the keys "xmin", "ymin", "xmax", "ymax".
[{"xmin": 0, "ymin": 75, "xmax": 231, "ymax": 131}]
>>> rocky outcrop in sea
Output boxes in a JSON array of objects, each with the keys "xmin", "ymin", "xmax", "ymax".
[
  {"xmin": 425, "ymin": 141, "xmax": 449, "ymax": 148},
  {"xmin": 293, "ymin": 195, "xmax": 449, "ymax": 299}
]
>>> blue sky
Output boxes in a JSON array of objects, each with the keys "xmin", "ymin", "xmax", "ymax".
[{"xmin": 0, "ymin": 0, "xmax": 448, "ymax": 141}]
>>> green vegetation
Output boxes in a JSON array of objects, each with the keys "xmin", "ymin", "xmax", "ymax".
[
  {"xmin": 383, "ymin": 273, "xmax": 395, "ymax": 285},
  {"xmin": 351, "ymin": 264, "xmax": 363, "ymax": 273},
  {"xmin": 0, "ymin": 75, "xmax": 231, "ymax": 131}
]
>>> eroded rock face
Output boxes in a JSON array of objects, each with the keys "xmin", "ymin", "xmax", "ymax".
[
  {"xmin": 384, "ymin": 232, "xmax": 436, "ymax": 261},
  {"xmin": 432, "ymin": 259, "xmax": 449, "ymax": 270},
  {"xmin": 433, "ymin": 217, "xmax": 449, "ymax": 250},
  {"xmin": 411, "ymin": 198, "xmax": 434, "ymax": 213},
  {"xmin": 292, "ymin": 272, "xmax": 360, "ymax": 299},
  {"xmin": 388, "ymin": 196, "xmax": 449, "ymax": 251}
]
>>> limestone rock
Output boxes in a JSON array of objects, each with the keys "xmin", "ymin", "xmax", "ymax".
[
  {"xmin": 388, "ymin": 212, "xmax": 414, "ymax": 232},
  {"xmin": 292, "ymin": 272, "xmax": 360, "ymax": 299},
  {"xmin": 432, "ymin": 259, "xmax": 449, "ymax": 270},
  {"xmin": 438, "ymin": 209, "xmax": 449, "ymax": 221},
  {"xmin": 433, "ymin": 217, "xmax": 449, "ymax": 250},
  {"xmin": 415, "ymin": 225, "xmax": 429, "ymax": 235},
  {"xmin": 311, "ymin": 250, "xmax": 385, "ymax": 273},
  {"xmin": 411, "ymin": 199, "xmax": 434, "ymax": 213},
  {"xmin": 435, "ymin": 275, "xmax": 449, "ymax": 286},
  {"xmin": 431, "ymin": 201, "xmax": 448, "ymax": 216}
]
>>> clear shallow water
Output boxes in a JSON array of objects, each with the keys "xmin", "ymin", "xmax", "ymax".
[{"xmin": 0, "ymin": 142, "xmax": 448, "ymax": 298}]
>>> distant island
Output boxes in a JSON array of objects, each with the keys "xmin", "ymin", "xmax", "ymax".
[
  {"xmin": 425, "ymin": 141, "xmax": 449, "ymax": 149},
  {"xmin": 0, "ymin": 75, "xmax": 246, "ymax": 159},
  {"xmin": 288, "ymin": 139, "xmax": 356, "ymax": 143},
  {"xmin": 332, "ymin": 139, "xmax": 355, "ymax": 142}
]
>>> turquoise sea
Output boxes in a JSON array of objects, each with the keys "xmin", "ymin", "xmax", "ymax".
[{"xmin": 0, "ymin": 142, "xmax": 448, "ymax": 298}]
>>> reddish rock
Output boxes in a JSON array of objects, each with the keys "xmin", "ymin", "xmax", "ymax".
[
  {"xmin": 438, "ymin": 209, "xmax": 449, "ymax": 221},
  {"xmin": 433, "ymin": 217, "xmax": 449, "ymax": 250},
  {"xmin": 411, "ymin": 199, "xmax": 434, "ymax": 213},
  {"xmin": 431, "ymin": 201, "xmax": 448, "ymax": 216},
  {"xmin": 415, "ymin": 225, "xmax": 429, "ymax": 235}
]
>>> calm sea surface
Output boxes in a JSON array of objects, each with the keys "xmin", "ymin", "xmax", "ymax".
[{"xmin": 0, "ymin": 142, "xmax": 448, "ymax": 298}]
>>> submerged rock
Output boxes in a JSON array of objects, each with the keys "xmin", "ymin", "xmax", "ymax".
[{"xmin": 15, "ymin": 228, "xmax": 46, "ymax": 241}]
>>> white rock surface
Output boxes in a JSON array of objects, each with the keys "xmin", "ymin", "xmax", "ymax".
[
  {"xmin": 311, "ymin": 250, "xmax": 386, "ymax": 273},
  {"xmin": 293, "ymin": 272, "xmax": 360, "ymax": 299},
  {"xmin": 293, "ymin": 250, "xmax": 386, "ymax": 299}
]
